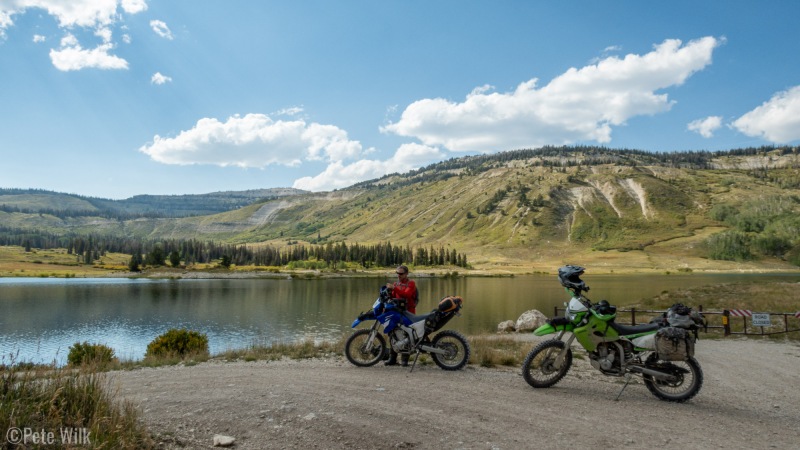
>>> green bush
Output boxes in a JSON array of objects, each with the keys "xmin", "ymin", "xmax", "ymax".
[
  {"xmin": 146, "ymin": 328, "xmax": 209, "ymax": 358},
  {"xmin": 705, "ymin": 230, "xmax": 754, "ymax": 261},
  {"xmin": 786, "ymin": 245, "xmax": 800, "ymax": 266},
  {"xmin": 67, "ymin": 341, "xmax": 117, "ymax": 366}
]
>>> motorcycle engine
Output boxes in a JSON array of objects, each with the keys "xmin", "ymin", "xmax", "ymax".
[
  {"xmin": 391, "ymin": 329, "xmax": 409, "ymax": 352},
  {"xmin": 590, "ymin": 343, "xmax": 622, "ymax": 374},
  {"xmin": 590, "ymin": 341, "xmax": 636, "ymax": 374}
]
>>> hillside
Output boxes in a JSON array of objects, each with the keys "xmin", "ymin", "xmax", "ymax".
[
  {"xmin": 2, "ymin": 146, "xmax": 800, "ymax": 272},
  {"xmin": 0, "ymin": 187, "xmax": 306, "ymax": 219}
]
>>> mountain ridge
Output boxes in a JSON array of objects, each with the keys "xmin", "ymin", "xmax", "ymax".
[{"xmin": 2, "ymin": 146, "xmax": 799, "ymax": 272}]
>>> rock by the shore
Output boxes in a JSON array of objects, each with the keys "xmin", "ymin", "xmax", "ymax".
[
  {"xmin": 497, "ymin": 320, "xmax": 516, "ymax": 333},
  {"xmin": 515, "ymin": 310, "xmax": 548, "ymax": 332}
]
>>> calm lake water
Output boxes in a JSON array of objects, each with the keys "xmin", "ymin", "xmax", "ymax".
[{"xmin": 1, "ymin": 273, "xmax": 797, "ymax": 365}]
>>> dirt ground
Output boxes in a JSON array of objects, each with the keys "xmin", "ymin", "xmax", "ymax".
[{"xmin": 112, "ymin": 337, "xmax": 800, "ymax": 449}]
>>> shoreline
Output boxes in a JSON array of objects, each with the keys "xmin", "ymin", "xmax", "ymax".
[{"xmin": 2, "ymin": 264, "xmax": 799, "ymax": 280}]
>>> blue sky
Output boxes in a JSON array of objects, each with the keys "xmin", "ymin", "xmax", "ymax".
[{"xmin": 1, "ymin": 1, "xmax": 799, "ymax": 199}]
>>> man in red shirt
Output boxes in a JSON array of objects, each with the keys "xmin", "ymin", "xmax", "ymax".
[
  {"xmin": 390, "ymin": 264, "xmax": 418, "ymax": 313},
  {"xmin": 385, "ymin": 265, "xmax": 418, "ymax": 366}
]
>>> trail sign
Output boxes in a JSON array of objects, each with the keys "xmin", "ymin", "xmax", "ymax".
[{"xmin": 751, "ymin": 313, "xmax": 771, "ymax": 327}]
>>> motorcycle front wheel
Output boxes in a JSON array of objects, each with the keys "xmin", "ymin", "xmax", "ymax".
[
  {"xmin": 344, "ymin": 329, "xmax": 387, "ymax": 367},
  {"xmin": 643, "ymin": 353, "xmax": 703, "ymax": 402},
  {"xmin": 522, "ymin": 339, "xmax": 572, "ymax": 388},
  {"xmin": 430, "ymin": 330, "xmax": 470, "ymax": 370}
]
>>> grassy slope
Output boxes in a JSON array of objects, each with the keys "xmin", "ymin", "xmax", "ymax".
[{"xmin": 2, "ymin": 151, "xmax": 800, "ymax": 273}]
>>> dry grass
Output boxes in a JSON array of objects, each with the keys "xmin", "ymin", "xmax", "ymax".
[
  {"xmin": 216, "ymin": 337, "xmax": 346, "ymax": 362},
  {"xmin": 467, "ymin": 334, "xmax": 531, "ymax": 368},
  {"xmin": 638, "ymin": 281, "xmax": 799, "ymax": 312},
  {"xmin": 635, "ymin": 281, "xmax": 800, "ymax": 339},
  {"xmin": 0, "ymin": 246, "xmax": 129, "ymax": 277},
  {"xmin": 0, "ymin": 358, "xmax": 154, "ymax": 449}
]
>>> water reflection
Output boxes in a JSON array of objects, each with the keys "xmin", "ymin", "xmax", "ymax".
[{"xmin": 0, "ymin": 273, "xmax": 796, "ymax": 365}]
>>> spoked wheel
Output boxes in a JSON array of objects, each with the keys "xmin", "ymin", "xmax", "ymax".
[
  {"xmin": 430, "ymin": 330, "xmax": 470, "ymax": 370},
  {"xmin": 643, "ymin": 354, "xmax": 703, "ymax": 402},
  {"xmin": 522, "ymin": 339, "xmax": 572, "ymax": 388},
  {"xmin": 344, "ymin": 329, "xmax": 387, "ymax": 367}
]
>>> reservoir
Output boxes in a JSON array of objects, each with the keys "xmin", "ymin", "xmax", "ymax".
[{"xmin": 1, "ymin": 273, "xmax": 796, "ymax": 365}]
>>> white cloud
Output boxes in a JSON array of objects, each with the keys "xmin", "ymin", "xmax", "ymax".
[
  {"xmin": 275, "ymin": 106, "xmax": 304, "ymax": 117},
  {"xmin": 1, "ymin": 1, "xmax": 146, "ymax": 68},
  {"xmin": 731, "ymin": 86, "xmax": 800, "ymax": 143},
  {"xmin": 688, "ymin": 116, "xmax": 723, "ymax": 138},
  {"xmin": 383, "ymin": 37, "xmax": 722, "ymax": 152},
  {"xmin": 292, "ymin": 143, "xmax": 444, "ymax": 191},
  {"xmin": 151, "ymin": 72, "xmax": 172, "ymax": 85},
  {"xmin": 0, "ymin": 0, "xmax": 142, "ymax": 29},
  {"xmin": 150, "ymin": 19, "xmax": 173, "ymax": 40},
  {"xmin": 95, "ymin": 26, "xmax": 112, "ymax": 44},
  {"xmin": 139, "ymin": 113, "xmax": 366, "ymax": 168},
  {"xmin": 121, "ymin": 0, "xmax": 147, "ymax": 14},
  {"xmin": 49, "ymin": 33, "xmax": 128, "ymax": 71},
  {"xmin": 32, "ymin": 34, "xmax": 45, "ymax": 43}
]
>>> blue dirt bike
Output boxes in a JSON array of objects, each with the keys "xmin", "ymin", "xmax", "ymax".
[{"xmin": 345, "ymin": 287, "xmax": 470, "ymax": 371}]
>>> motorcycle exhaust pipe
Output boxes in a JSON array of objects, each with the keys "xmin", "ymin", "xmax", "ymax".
[{"xmin": 628, "ymin": 365, "xmax": 679, "ymax": 382}]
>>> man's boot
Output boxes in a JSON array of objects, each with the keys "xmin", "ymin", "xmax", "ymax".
[
  {"xmin": 400, "ymin": 353, "xmax": 409, "ymax": 367},
  {"xmin": 384, "ymin": 350, "xmax": 398, "ymax": 366}
]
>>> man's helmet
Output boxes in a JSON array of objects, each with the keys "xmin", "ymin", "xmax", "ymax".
[{"xmin": 558, "ymin": 265, "xmax": 589, "ymax": 292}]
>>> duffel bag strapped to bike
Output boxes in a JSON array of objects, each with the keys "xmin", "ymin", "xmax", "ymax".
[
  {"xmin": 438, "ymin": 295, "xmax": 463, "ymax": 312},
  {"xmin": 425, "ymin": 296, "xmax": 465, "ymax": 332},
  {"xmin": 655, "ymin": 326, "xmax": 695, "ymax": 361},
  {"xmin": 665, "ymin": 303, "xmax": 707, "ymax": 329}
]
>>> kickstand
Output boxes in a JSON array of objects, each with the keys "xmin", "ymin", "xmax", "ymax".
[
  {"xmin": 615, "ymin": 373, "xmax": 632, "ymax": 401},
  {"xmin": 409, "ymin": 350, "xmax": 422, "ymax": 373}
]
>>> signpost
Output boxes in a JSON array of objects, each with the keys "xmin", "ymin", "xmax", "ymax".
[{"xmin": 751, "ymin": 313, "xmax": 771, "ymax": 327}]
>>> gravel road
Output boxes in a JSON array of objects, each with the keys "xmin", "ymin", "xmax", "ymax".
[{"xmin": 112, "ymin": 337, "xmax": 800, "ymax": 449}]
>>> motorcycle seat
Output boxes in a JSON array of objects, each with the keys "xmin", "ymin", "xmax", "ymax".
[
  {"xmin": 609, "ymin": 321, "xmax": 660, "ymax": 336},
  {"xmin": 402, "ymin": 311, "xmax": 435, "ymax": 323}
]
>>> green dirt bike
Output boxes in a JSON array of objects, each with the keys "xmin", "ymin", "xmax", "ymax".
[{"xmin": 522, "ymin": 265, "xmax": 703, "ymax": 402}]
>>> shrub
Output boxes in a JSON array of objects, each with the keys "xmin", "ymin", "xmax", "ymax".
[
  {"xmin": 146, "ymin": 328, "xmax": 209, "ymax": 358},
  {"xmin": 705, "ymin": 230, "xmax": 754, "ymax": 261},
  {"xmin": 67, "ymin": 342, "xmax": 117, "ymax": 367}
]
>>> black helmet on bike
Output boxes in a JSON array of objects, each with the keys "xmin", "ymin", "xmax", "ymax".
[{"xmin": 558, "ymin": 265, "xmax": 589, "ymax": 293}]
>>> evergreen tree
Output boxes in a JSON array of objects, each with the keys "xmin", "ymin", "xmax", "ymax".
[
  {"xmin": 169, "ymin": 250, "xmax": 181, "ymax": 267},
  {"xmin": 220, "ymin": 254, "xmax": 232, "ymax": 269}
]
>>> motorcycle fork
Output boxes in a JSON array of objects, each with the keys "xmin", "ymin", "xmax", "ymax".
[
  {"xmin": 554, "ymin": 331, "xmax": 574, "ymax": 368},
  {"xmin": 366, "ymin": 322, "xmax": 380, "ymax": 351}
]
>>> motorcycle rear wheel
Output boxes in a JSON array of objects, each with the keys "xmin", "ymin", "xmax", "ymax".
[
  {"xmin": 430, "ymin": 330, "xmax": 470, "ymax": 370},
  {"xmin": 522, "ymin": 339, "xmax": 572, "ymax": 388},
  {"xmin": 643, "ymin": 354, "xmax": 703, "ymax": 402},
  {"xmin": 344, "ymin": 329, "xmax": 387, "ymax": 367}
]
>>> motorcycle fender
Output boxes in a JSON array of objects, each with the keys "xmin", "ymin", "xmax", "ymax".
[
  {"xmin": 533, "ymin": 323, "xmax": 559, "ymax": 336},
  {"xmin": 351, "ymin": 318, "xmax": 362, "ymax": 328}
]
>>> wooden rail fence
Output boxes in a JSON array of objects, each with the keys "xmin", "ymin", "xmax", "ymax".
[{"xmin": 553, "ymin": 305, "xmax": 800, "ymax": 337}]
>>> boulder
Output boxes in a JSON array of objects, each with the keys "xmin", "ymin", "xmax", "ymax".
[
  {"xmin": 515, "ymin": 310, "xmax": 548, "ymax": 332},
  {"xmin": 497, "ymin": 320, "xmax": 516, "ymax": 333},
  {"xmin": 213, "ymin": 435, "xmax": 236, "ymax": 447}
]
